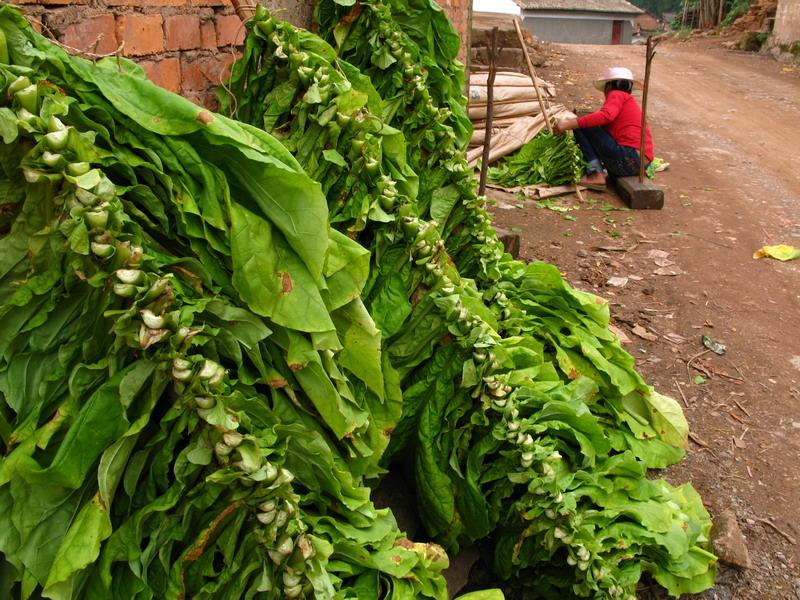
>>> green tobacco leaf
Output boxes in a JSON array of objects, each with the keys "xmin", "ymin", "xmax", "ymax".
[
  {"xmin": 369, "ymin": 270, "xmax": 413, "ymax": 338},
  {"xmin": 455, "ymin": 591, "xmax": 505, "ymax": 600},
  {"xmin": 322, "ymin": 148, "xmax": 347, "ymax": 167},
  {"xmin": 75, "ymin": 56, "xmax": 208, "ymax": 136},
  {"xmin": 0, "ymin": 106, "xmax": 19, "ymax": 144},
  {"xmin": 324, "ymin": 228, "xmax": 371, "ymax": 311},
  {"xmin": 97, "ymin": 435, "xmax": 139, "ymax": 511},
  {"xmin": 229, "ymin": 202, "xmax": 334, "ymax": 333},
  {"xmin": 205, "ymin": 299, "xmax": 272, "ymax": 349},
  {"xmin": 220, "ymin": 150, "xmax": 329, "ymax": 283},
  {"xmin": 644, "ymin": 390, "xmax": 689, "ymax": 448},
  {"xmin": 332, "ymin": 299, "xmax": 385, "ymax": 400},
  {"xmin": 43, "ymin": 492, "xmax": 112, "ymax": 593}
]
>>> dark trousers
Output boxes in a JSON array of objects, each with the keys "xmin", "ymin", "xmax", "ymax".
[{"xmin": 573, "ymin": 127, "xmax": 641, "ymax": 177}]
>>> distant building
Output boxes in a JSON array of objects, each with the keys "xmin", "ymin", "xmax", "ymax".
[
  {"xmin": 515, "ymin": 0, "xmax": 644, "ymax": 44},
  {"xmin": 634, "ymin": 11, "xmax": 661, "ymax": 32}
]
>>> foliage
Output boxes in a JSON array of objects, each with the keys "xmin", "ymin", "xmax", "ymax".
[
  {"xmin": 722, "ymin": 0, "xmax": 751, "ymax": 27},
  {"xmin": 628, "ymin": 0, "xmax": 682, "ymax": 19},
  {"xmin": 487, "ymin": 132, "xmax": 585, "ymax": 188},
  {"xmin": 224, "ymin": 3, "xmax": 717, "ymax": 598},
  {"xmin": 0, "ymin": 2, "xmax": 719, "ymax": 599},
  {"xmin": 0, "ymin": 6, "xmax": 449, "ymax": 598}
]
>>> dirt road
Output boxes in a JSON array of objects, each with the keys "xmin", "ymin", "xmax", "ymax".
[{"xmin": 489, "ymin": 38, "xmax": 800, "ymax": 598}]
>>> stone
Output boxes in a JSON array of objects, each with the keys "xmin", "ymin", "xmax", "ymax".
[
  {"xmin": 712, "ymin": 510, "xmax": 753, "ymax": 570},
  {"xmin": 494, "ymin": 227, "xmax": 520, "ymax": 258}
]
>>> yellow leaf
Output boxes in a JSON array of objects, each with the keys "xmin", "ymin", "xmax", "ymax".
[{"xmin": 752, "ymin": 244, "xmax": 800, "ymax": 261}]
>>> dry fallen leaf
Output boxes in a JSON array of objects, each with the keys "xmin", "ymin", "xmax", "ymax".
[
  {"xmin": 631, "ymin": 324, "xmax": 658, "ymax": 341},
  {"xmin": 606, "ymin": 276, "xmax": 629, "ymax": 287},
  {"xmin": 647, "ymin": 249, "xmax": 670, "ymax": 260},
  {"xmin": 663, "ymin": 332, "xmax": 689, "ymax": 344},
  {"xmin": 609, "ymin": 323, "xmax": 632, "ymax": 344},
  {"xmin": 654, "ymin": 267, "xmax": 683, "ymax": 276}
]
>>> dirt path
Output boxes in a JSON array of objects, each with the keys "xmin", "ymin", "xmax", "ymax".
[{"xmin": 488, "ymin": 38, "xmax": 800, "ymax": 598}]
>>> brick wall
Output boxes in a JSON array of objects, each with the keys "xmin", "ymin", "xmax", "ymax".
[
  {"xmin": 13, "ymin": 0, "xmax": 314, "ymax": 109},
  {"xmin": 437, "ymin": 0, "xmax": 472, "ymax": 64},
  {"xmin": 774, "ymin": 0, "xmax": 800, "ymax": 44},
  {"xmin": 14, "ymin": 0, "xmax": 470, "ymax": 108}
]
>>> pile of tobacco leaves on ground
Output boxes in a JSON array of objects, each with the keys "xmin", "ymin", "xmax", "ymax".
[
  {"xmin": 0, "ymin": 1, "xmax": 715, "ymax": 598},
  {"xmin": 488, "ymin": 132, "xmax": 585, "ymax": 188}
]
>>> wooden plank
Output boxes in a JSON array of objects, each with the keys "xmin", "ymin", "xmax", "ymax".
[{"xmin": 613, "ymin": 176, "xmax": 664, "ymax": 210}]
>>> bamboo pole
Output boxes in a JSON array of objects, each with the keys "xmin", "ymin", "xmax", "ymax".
[
  {"xmin": 478, "ymin": 28, "xmax": 498, "ymax": 197},
  {"xmin": 638, "ymin": 36, "xmax": 662, "ymax": 183},
  {"xmin": 513, "ymin": 19, "xmax": 553, "ymax": 133},
  {"xmin": 230, "ymin": 0, "xmax": 257, "ymax": 22},
  {"xmin": 717, "ymin": 0, "xmax": 725, "ymax": 31}
]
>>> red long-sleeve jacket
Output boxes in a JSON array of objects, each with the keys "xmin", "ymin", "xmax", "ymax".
[{"xmin": 576, "ymin": 90, "xmax": 654, "ymax": 162}]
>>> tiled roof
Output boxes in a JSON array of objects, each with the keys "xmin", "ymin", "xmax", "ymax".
[{"xmin": 515, "ymin": 0, "xmax": 644, "ymax": 15}]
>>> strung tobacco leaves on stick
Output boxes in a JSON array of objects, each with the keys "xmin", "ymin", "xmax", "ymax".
[
  {"xmin": 219, "ymin": 4, "xmax": 717, "ymax": 598},
  {"xmin": 0, "ymin": 7, "xmax": 457, "ymax": 599}
]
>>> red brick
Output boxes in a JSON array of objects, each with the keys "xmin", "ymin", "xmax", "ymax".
[
  {"xmin": 180, "ymin": 59, "xmax": 207, "ymax": 93},
  {"xmin": 20, "ymin": 9, "xmax": 44, "ymax": 32},
  {"xmin": 189, "ymin": 0, "xmax": 230, "ymax": 7},
  {"xmin": 215, "ymin": 14, "xmax": 244, "ymax": 47},
  {"xmin": 200, "ymin": 20, "xmax": 217, "ymax": 50},
  {"xmin": 62, "ymin": 14, "xmax": 118, "ymax": 55},
  {"xmin": 164, "ymin": 15, "xmax": 201, "ymax": 51},
  {"xmin": 184, "ymin": 90, "xmax": 218, "ymax": 111},
  {"xmin": 140, "ymin": 58, "xmax": 182, "ymax": 93},
  {"xmin": 118, "ymin": 14, "xmax": 164, "ymax": 57},
  {"xmin": 16, "ymin": 0, "xmax": 86, "ymax": 4},
  {"xmin": 180, "ymin": 53, "xmax": 235, "ymax": 93},
  {"xmin": 105, "ymin": 0, "xmax": 186, "ymax": 6}
]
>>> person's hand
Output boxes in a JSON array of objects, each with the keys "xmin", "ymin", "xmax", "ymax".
[{"xmin": 553, "ymin": 118, "xmax": 572, "ymax": 135}]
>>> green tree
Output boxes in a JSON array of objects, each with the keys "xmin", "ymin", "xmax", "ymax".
[{"xmin": 628, "ymin": 0, "xmax": 684, "ymax": 18}]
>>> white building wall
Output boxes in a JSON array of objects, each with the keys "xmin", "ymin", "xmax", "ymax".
[{"xmin": 522, "ymin": 12, "xmax": 634, "ymax": 44}]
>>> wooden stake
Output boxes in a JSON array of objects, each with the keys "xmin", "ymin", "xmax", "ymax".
[
  {"xmin": 478, "ymin": 27, "xmax": 498, "ymax": 197},
  {"xmin": 638, "ymin": 36, "xmax": 661, "ymax": 183},
  {"xmin": 513, "ymin": 19, "xmax": 552, "ymax": 133}
]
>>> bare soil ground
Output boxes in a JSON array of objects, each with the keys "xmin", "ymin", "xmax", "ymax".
[{"xmin": 487, "ymin": 36, "xmax": 800, "ymax": 599}]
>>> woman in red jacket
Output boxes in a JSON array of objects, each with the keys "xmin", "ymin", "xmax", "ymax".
[{"xmin": 554, "ymin": 67, "xmax": 653, "ymax": 191}]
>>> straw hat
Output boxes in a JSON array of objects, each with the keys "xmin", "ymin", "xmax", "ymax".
[{"xmin": 592, "ymin": 67, "xmax": 643, "ymax": 91}]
